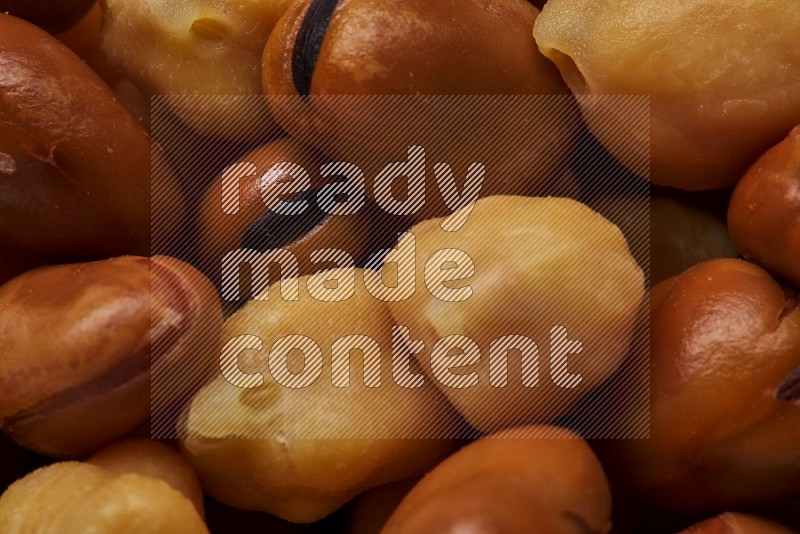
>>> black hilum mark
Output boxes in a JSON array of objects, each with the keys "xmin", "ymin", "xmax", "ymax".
[
  {"xmin": 292, "ymin": 0, "xmax": 339, "ymax": 99},
  {"xmin": 242, "ymin": 189, "xmax": 332, "ymax": 252}
]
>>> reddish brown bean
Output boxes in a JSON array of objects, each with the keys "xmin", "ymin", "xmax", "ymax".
[
  {"xmin": 599, "ymin": 259, "xmax": 800, "ymax": 513},
  {"xmin": 0, "ymin": 256, "xmax": 223, "ymax": 457},
  {"xmin": 729, "ymin": 125, "xmax": 800, "ymax": 288},
  {"xmin": 382, "ymin": 426, "xmax": 612, "ymax": 534},
  {"xmin": 0, "ymin": 14, "xmax": 183, "ymax": 261},
  {"xmin": 89, "ymin": 440, "xmax": 204, "ymax": 515}
]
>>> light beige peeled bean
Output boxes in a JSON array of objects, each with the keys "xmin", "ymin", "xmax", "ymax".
[
  {"xmin": 89, "ymin": 440, "xmax": 205, "ymax": 516},
  {"xmin": 100, "ymin": 0, "xmax": 294, "ymax": 139},
  {"xmin": 385, "ymin": 196, "xmax": 644, "ymax": 432},
  {"xmin": 180, "ymin": 269, "xmax": 459, "ymax": 523},
  {"xmin": 533, "ymin": 0, "xmax": 800, "ymax": 190},
  {"xmin": 0, "ymin": 462, "xmax": 208, "ymax": 534}
]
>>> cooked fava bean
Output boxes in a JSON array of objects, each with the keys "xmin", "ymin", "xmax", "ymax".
[
  {"xmin": 0, "ymin": 0, "xmax": 94, "ymax": 33},
  {"xmin": 680, "ymin": 513, "xmax": 796, "ymax": 534},
  {"xmin": 89, "ymin": 440, "xmax": 205, "ymax": 516},
  {"xmin": 101, "ymin": 0, "xmax": 294, "ymax": 140},
  {"xmin": 385, "ymin": 196, "xmax": 644, "ymax": 432},
  {"xmin": 599, "ymin": 259, "xmax": 800, "ymax": 513},
  {"xmin": 263, "ymin": 0, "xmax": 579, "ymax": 223},
  {"xmin": 0, "ymin": 14, "xmax": 183, "ymax": 261},
  {"xmin": 0, "ymin": 462, "xmax": 207, "ymax": 533},
  {"xmin": 590, "ymin": 190, "xmax": 738, "ymax": 285},
  {"xmin": 0, "ymin": 256, "xmax": 223, "ymax": 457},
  {"xmin": 199, "ymin": 138, "xmax": 372, "ymax": 288},
  {"xmin": 5, "ymin": 0, "xmax": 800, "ymax": 526},
  {"xmin": 382, "ymin": 426, "xmax": 611, "ymax": 534},
  {"xmin": 729, "ymin": 125, "xmax": 800, "ymax": 288},
  {"xmin": 180, "ymin": 269, "xmax": 458, "ymax": 523},
  {"xmin": 534, "ymin": 0, "xmax": 800, "ymax": 190},
  {"xmin": 265, "ymin": 0, "xmax": 566, "ymax": 98}
]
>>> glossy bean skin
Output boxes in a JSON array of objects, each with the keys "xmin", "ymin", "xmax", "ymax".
[
  {"xmin": 0, "ymin": 256, "xmax": 223, "ymax": 457},
  {"xmin": 263, "ymin": 0, "xmax": 579, "ymax": 224},
  {"xmin": 382, "ymin": 426, "xmax": 612, "ymax": 534},
  {"xmin": 729, "ymin": 125, "xmax": 800, "ymax": 288},
  {"xmin": 599, "ymin": 259, "xmax": 800, "ymax": 513},
  {"xmin": 198, "ymin": 138, "xmax": 372, "ymax": 288},
  {"xmin": 534, "ymin": 0, "xmax": 800, "ymax": 190},
  {"xmin": 0, "ymin": 462, "xmax": 208, "ymax": 533},
  {"xmin": 0, "ymin": 14, "xmax": 183, "ymax": 261}
]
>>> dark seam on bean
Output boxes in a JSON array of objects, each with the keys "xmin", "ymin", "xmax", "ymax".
[
  {"xmin": 292, "ymin": 0, "xmax": 339, "ymax": 99},
  {"xmin": 777, "ymin": 365, "xmax": 800, "ymax": 402},
  {"xmin": 242, "ymin": 188, "xmax": 333, "ymax": 252},
  {"xmin": 4, "ymin": 348, "xmax": 152, "ymax": 429}
]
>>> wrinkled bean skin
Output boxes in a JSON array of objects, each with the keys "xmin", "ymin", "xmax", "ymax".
[
  {"xmin": 0, "ymin": 256, "xmax": 223, "ymax": 457},
  {"xmin": 680, "ymin": 513, "xmax": 796, "ymax": 534},
  {"xmin": 729, "ymin": 125, "xmax": 800, "ymax": 288},
  {"xmin": 180, "ymin": 269, "xmax": 459, "ymax": 523},
  {"xmin": 0, "ymin": 462, "xmax": 208, "ymax": 533},
  {"xmin": 100, "ymin": 0, "xmax": 294, "ymax": 140},
  {"xmin": 0, "ymin": 14, "xmax": 183, "ymax": 261},
  {"xmin": 534, "ymin": 0, "xmax": 800, "ymax": 190},
  {"xmin": 599, "ymin": 259, "xmax": 800, "ymax": 513},
  {"xmin": 263, "ymin": 0, "xmax": 579, "ymax": 224},
  {"xmin": 386, "ymin": 196, "xmax": 644, "ymax": 432},
  {"xmin": 89, "ymin": 440, "xmax": 205, "ymax": 515},
  {"xmin": 2, "ymin": 0, "xmax": 800, "ymax": 527},
  {"xmin": 0, "ymin": 0, "xmax": 95, "ymax": 33},
  {"xmin": 382, "ymin": 426, "xmax": 612, "ymax": 534}
]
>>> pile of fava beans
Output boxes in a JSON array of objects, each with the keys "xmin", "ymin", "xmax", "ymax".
[{"xmin": 0, "ymin": 1, "xmax": 799, "ymax": 533}]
